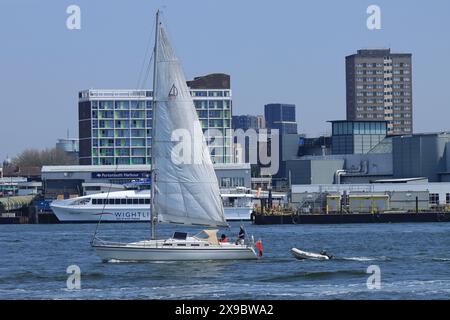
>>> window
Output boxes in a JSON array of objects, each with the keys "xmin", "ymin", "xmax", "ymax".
[
  {"xmin": 208, "ymin": 91, "xmax": 223, "ymax": 97},
  {"xmin": 429, "ymin": 193, "xmax": 439, "ymax": 205}
]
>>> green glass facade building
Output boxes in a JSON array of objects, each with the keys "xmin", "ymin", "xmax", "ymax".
[{"xmin": 79, "ymin": 75, "xmax": 233, "ymax": 165}]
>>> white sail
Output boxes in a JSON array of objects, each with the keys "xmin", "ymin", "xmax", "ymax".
[{"xmin": 152, "ymin": 24, "xmax": 228, "ymax": 228}]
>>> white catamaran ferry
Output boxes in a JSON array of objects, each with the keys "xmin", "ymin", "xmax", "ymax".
[{"xmin": 50, "ymin": 189, "xmax": 254, "ymax": 222}]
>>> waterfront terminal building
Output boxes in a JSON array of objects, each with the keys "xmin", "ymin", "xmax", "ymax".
[{"xmin": 41, "ymin": 163, "xmax": 251, "ymax": 199}]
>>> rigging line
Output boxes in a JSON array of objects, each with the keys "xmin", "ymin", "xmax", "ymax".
[
  {"xmin": 92, "ymin": 160, "xmax": 120, "ymax": 243},
  {"xmin": 136, "ymin": 17, "xmax": 156, "ymax": 89},
  {"xmin": 141, "ymin": 51, "xmax": 154, "ymax": 89}
]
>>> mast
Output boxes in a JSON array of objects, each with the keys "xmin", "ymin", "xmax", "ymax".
[{"xmin": 150, "ymin": 10, "xmax": 160, "ymax": 240}]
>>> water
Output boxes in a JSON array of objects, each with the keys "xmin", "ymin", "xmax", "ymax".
[{"xmin": 1, "ymin": 222, "xmax": 450, "ymax": 299}]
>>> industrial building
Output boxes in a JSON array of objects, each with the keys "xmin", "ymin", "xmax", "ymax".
[
  {"xmin": 330, "ymin": 120, "xmax": 387, "ymax": 155},
  {"xmin": 291, "ymin": 182, "xmax": 450, "ymax": 213}
]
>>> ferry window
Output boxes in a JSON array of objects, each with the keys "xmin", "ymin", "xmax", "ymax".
[
  {"xmin": 114, "ymin": 199, "xmax": 121, "ymax": 205},
  {"xmin": 132, "ymin": 199, "xmax": 139, "ymax": 205},
  {"xmin": 92, "ymin": 199, "xmax": 97, "ymax": 205},
  {"xmin": 145, "ymin": 199, "xmax": 150, "ymax": 205},
  {"xmin": 446, "ymin": 193, "xmax": 450, "ymax": 204},
  {"xmin": 108, "ymin": 199, "xmax": 114, "ymax": 205},
  {"xmin": 121, "ymin": 199, "xmax": 126, "ymax": 205},
  {"xmin": 127, "ymin": 199, "xmax": 133, "ymax": 205},
  {"xmin": 429, "ymin": 193, "xmax": 439, "ymax": 205},
  {"xmin": 139, "ymin": 199, "xmax": 145, "ymax": 204}
]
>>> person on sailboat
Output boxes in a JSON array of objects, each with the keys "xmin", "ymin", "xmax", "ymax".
[
  {"xmin": 236, "ymin": 225, "xmax": 245, "ymax": 245},
  {"xmin": 219, "ymin": 234, "xmax": 229, "ymax": 243},
  {"xmin": 320, "ymin": 250, "xmax": 333, "ymax": 259}
]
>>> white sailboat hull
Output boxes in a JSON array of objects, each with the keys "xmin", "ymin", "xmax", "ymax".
[{"xmin": 93, "ymin": 240, "xmax": 258, "ymax": 261}]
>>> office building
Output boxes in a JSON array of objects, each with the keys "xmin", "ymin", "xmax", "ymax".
[
  {"xmin": 264, "ymin": 103, "xmax": 298, "ymax": 134},
  {"xmin": 232, "ymin": 115, "xmax": 260, "ymax": 131},
  {"xmin": 78, "ymin": 74, "xmax": 233, "ymax": 165},
  {"xmin": 346, "ymin": 49, "xmax": 413, "ymax": 135},
  {"xmin": 257, "ymin": 115, "xmax": 265, "ymax": 129}
]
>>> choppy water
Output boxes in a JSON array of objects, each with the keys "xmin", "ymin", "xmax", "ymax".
[{"xmin": 1, "ymin": 222, "xmax": 450, "ymax": 299}]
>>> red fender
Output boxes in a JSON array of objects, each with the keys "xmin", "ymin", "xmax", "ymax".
[{"xmin": 256, "ymin": 240, "xmax": 263, "ymax": 257}]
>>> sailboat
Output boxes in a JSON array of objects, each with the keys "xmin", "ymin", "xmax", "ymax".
[{"xmin": 91, "ymin": 11, "xmax": 259, "ymax": 262}]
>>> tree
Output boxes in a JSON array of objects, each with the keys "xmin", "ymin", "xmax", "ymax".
[{"xmin": 11, "ymin": 148, "xmax": 78, "ymax": 168}]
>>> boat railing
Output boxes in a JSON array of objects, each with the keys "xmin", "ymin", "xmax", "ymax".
[{"xmin": 91, "ymin": 237, "xmax": 132, "ymax": 247}]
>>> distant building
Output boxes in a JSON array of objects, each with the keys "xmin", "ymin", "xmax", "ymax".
[
  {"xmin": 264, "ymin": 103, "xmax": 298, "ymax": 134},
  {"xmin": 187, "ymin": 73, "xmax": 234, "ymax": 164},
  {"xmin": 392, "ymin": 132, "xmax": 450, "ymax": 182},
  {"xmin": 330, "ymin": 120, "xmax": 387, "ymax": 155},
  {"xmin": 232, "ymin": 115, "xmax": 259, "ymax": 131},
  {"xmin": 232, "ymin": 115, "xmax": 261, "ymax": 164},
  {"xmin": 297, "ymin": 136, "xmax": 332, "ymax": 157},
  {"xmin": 346, "ymin": 49, "xmax": 413, "ymax": 135},
  {"xmin": 78, "ymin": 74, "xmax": 233, "ymax": 165},
  {"xmin": 257, "ymin": 115, "xmax": 265, "ymax": 129},
  {"xmin": 56, "ymin": 138, "xmax": 79, "ymax": 159}
]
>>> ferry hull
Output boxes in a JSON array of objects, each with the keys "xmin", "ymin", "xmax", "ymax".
[
  {"xmin": 51, "ymin": 204, "xmax": 251, "ymax": 222},
  {"xmin": 51, "ymin": 203, "xmax": 150, "ymax": 222}
]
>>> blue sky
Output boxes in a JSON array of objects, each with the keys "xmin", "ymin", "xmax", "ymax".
[{"xmin": 1, "ymin": 0, "xmax": 449, "ymax": 161}]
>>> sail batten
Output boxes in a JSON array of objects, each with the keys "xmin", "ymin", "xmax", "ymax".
[{"xmin": 152, "ymin": 24, "xmax": 228, "ymax": 228}]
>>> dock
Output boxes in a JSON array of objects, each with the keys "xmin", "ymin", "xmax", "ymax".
[{"xmin": 253, "ymin": 211, "xmax": 450, "ymax": 225}]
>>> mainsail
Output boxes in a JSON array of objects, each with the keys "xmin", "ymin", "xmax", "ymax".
[{"xmin": 152, "ymin": 23, "xmax": 228, "ymax": 228}]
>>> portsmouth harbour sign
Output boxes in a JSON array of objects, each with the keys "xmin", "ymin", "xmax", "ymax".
[{"xmin": 91, "ymin": 172, "xmax": 150, "ymax": 179}]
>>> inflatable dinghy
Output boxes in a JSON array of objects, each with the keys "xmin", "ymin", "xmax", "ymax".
[{"xmin": 291, "ymin": 248, "xmax": 332, "ymax": 260}]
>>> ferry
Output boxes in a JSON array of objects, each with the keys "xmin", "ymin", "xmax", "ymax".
[{"xmin": 50, "ymin": 189, "xmax": 255, "ymax": 223}]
